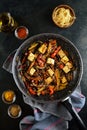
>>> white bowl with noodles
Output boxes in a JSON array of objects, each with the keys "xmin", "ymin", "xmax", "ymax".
[{"xmin": 52, "ymin": 4, "xmax": 76, "ymax": 28}]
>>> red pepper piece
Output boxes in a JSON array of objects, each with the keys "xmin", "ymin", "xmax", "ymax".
[
  {"xmin": 50, "ymin": 40, "xmax": 57, "ymax": 44},
  {"xmin": 24, "ymin": 81, "xmax": 30, "ymax": 88},
  {"xmin": 49, "ymin": 86, "xmax": 54, "ymax": 95},
  {"xmin": 51, "ymin": 46, "xmax": 61, "ymax": 58},
  {"xmin": 59, "ymin": 63, "xmax": 64, "ymax": 69},
  {"xmin": 37, "ymin": 54, "xmax": 45, "ymax": 67},
  {"xmin": 41, "ymin": 91, "xmax": 46, "ymax": 95},
  {"xmin": 29, "ymin": 87, "xmax": 36, "ymax": 95}
]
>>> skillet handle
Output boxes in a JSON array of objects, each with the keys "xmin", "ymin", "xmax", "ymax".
[{"xmin": 62, "ymin": 99, "xmax": 86, "ymax": 130}]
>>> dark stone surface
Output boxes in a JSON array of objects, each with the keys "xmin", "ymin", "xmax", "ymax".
[{"xmin": 0, "ymin": 0, "xmax": 87, "ymax": 130}]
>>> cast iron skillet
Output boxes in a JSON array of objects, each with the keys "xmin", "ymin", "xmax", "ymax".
[{"xmin": 12, "ymin": 33, "xmax": 86, "ymax": 129}]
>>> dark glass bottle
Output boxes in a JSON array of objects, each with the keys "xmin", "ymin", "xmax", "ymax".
[{"xmin": 0, "ymin": 12, "xmax": 18, "ymax": 33}]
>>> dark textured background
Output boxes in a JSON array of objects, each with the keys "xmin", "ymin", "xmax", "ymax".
[{"xmin": 0, "ymin": 0, "xmax": 87, "ymax": 130}]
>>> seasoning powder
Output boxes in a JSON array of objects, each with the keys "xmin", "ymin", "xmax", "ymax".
[{"xmin": 17, "ymin": 27, "xmax": 28, "ymax": 39}]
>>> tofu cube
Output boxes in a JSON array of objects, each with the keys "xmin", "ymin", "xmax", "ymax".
[
  {"xmin": 61, "ymin": 76, "xmax": 67, "ymax": 83},
  {"xmin": 27, "ymin": 53, "xmax": 35, "ymax": 61},
  {"xmin": 38, "ymin": 44, "xmax": 47, "ymax": 54},
  {"xmin": 47, "ymin": 58, "xmax": 55, "ymax": 65},
  {"xmin": 58, "ymin": 49, "xmax": 66, "ymax": 58},
  {"xmin": 63, "ymin": 65, "xmax": 70, "ymax": 73},
  {"xmin": 29, "ymin": 67, "xmax": 36, "ymax": 75},
  {"xmin": 66, "ymin": 62, "xmax": 73, "ymax": 69},
  {"xmin": 61, "ymin": 55, "xmax": 69, "ymax": 64},
  {"xmin": 47, "ymin": 68, "xmax": 54, "ymax": 76},
  {"xmin": 45, "ymin": 77, "xmax": 53, "ymax": 84}
]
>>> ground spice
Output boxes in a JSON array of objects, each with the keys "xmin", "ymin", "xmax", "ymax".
[
  {"xmin": 2, "ymin": 90, "xmax": 16, "ymax": 104},
  {"xmin": 8, "ymin": 104, "xmax": 22, "ymax": 118},
  {"xmin": 4, "ymin": 90, "xmax": 15, "ymax": 102},
  {"xmin": 16, "ymin": 26, "xmax": 28, "ymax": 39}
]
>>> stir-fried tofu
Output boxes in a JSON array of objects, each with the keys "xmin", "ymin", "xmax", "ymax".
[
  {"xmin": 29, "ymin": 67, "xmax": 36, "ymax": 75},
  {"xmin": 61, "ymin": 76, "xmax": 67, "ymax": 83},
  {"xmin": 38, "ymin": 44, "xmax": 47, "ymax": 54},
  {"xmin": 61, "ymin": 55, "xmax": 69, "ymax": 64},
  {"xmin": 45, "ymin": 77, "xmax": 53, "ymax": 84},
  {"xmin": 47, "ymin": 68, "xmax": 54, "ymax": 76},
  {"xmin": 27, "ymin": 53, "xmax": 35, "ymax": 61},
  {"xmin": 47, "ymin": 58, "xmax": 55, "ymax": 65},
  {"xmin": 66, "ymin": 61, "xmax": 73, "ymax": 69},
  {"xmin": 58, "ymin": 49, "xmax": 66, "ymax": 58},
  {"xmin": 63, "ymin": 65, "xmax": 70, "ymax": 73}
]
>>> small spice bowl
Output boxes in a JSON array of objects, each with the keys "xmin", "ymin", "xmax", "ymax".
[
  {"xmin": 8, "ymin": 104, "xmax": 22, "ymax": 118},
  {"xmin": 15, "ymin": 26, "xmax": 29, "ymax": 40},
  {"xmin": 2, "ymin": 90, "xmax": 16, "ymax": 104},
  {"xmin": 52, "ymin": 4, "xmax": 76, "ymax": 28}
]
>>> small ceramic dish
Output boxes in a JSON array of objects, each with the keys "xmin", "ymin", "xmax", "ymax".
[
  {"xmin": 2, "ymin": 90, "xmax": 16, "ymax": 104},
  {"xmin": 15, "ymin": 26, "xmax": 29, "ymax": 40},
  {"xmin": 8, "ymin": 104, "xmax": 22, "ymax": 118},
  {"xmin": 52, "ymin": 4, "xmax": 76, "ymax": 28}
]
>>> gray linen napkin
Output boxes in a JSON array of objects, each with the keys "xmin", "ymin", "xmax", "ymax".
[
  {"xmin": 2, "ymin": 51, "xmax": 86, "ymax": 130},
  {"xmin": 19, "ymin": 90, "xmax": 85, "ymax": 130}
]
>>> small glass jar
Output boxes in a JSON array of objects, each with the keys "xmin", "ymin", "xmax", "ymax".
[
  {"xmin": 14, "ymin": 26, "xmax": 29, "ymax": 40},
  {"xmin": 2, "ymin": 90, "xmax": 16, "ymax": 104},
  {"xmin": 8, "ymin": 104, "xmax": 22, "ymax": 118},
  {"xmin": 0, "ymin": 12, "xmax": 18, "ymax": 33}
]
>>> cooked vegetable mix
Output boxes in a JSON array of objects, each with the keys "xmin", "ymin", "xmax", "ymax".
[{"xmin": 19, "ymin": 39, "xmax": 75, "ymax": 96}]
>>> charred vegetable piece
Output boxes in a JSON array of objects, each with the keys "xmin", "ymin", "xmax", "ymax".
[
  {"xmin": 59, "ymin": 63, "xmax": 64, "ymax": 69},
  {"xmin": 55, "ymin": 69, "xmax": 60, "ymax": 89},
  {"xmin": 59, "ymin": 82, "xmax": 68, "ymax": 90},
  {"xmin": 51, "ymin": 46, "xmax": 61, "ymax": 58},
  {"xmin": 66, "ymin": 72, "xmax": 73, "ymax": 81},
  {"xmin": 61, "ymin": 76, "xmax": 67, "ymax": 83},
  {"xmin": 37, "ymin": 86, "xmax": 45, "ymax": 95},
  {"xmin": 49, "ymin": 39, "xmax": 57, "ymax": 44},
  {"xmin": 29, "ymin": 87, "xmax": 36, "ymax": 95},
  {"xmin": 28, "ymin": 42, "xmax": 38, "ymax": 50},
  {"xmin": 47, "ymin": 42, "xmax": 52, "ymax": 54},
  {"xmin": 37, "ymin": 54, "xmax": 46, "ymax": 67},
  {"xmin": 48, "ymin": 86, "xmax": 55, "ymax": 95},
  {"xmin": 27, "ymin": 61, "xmax": 35, "ymax": 73}
]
